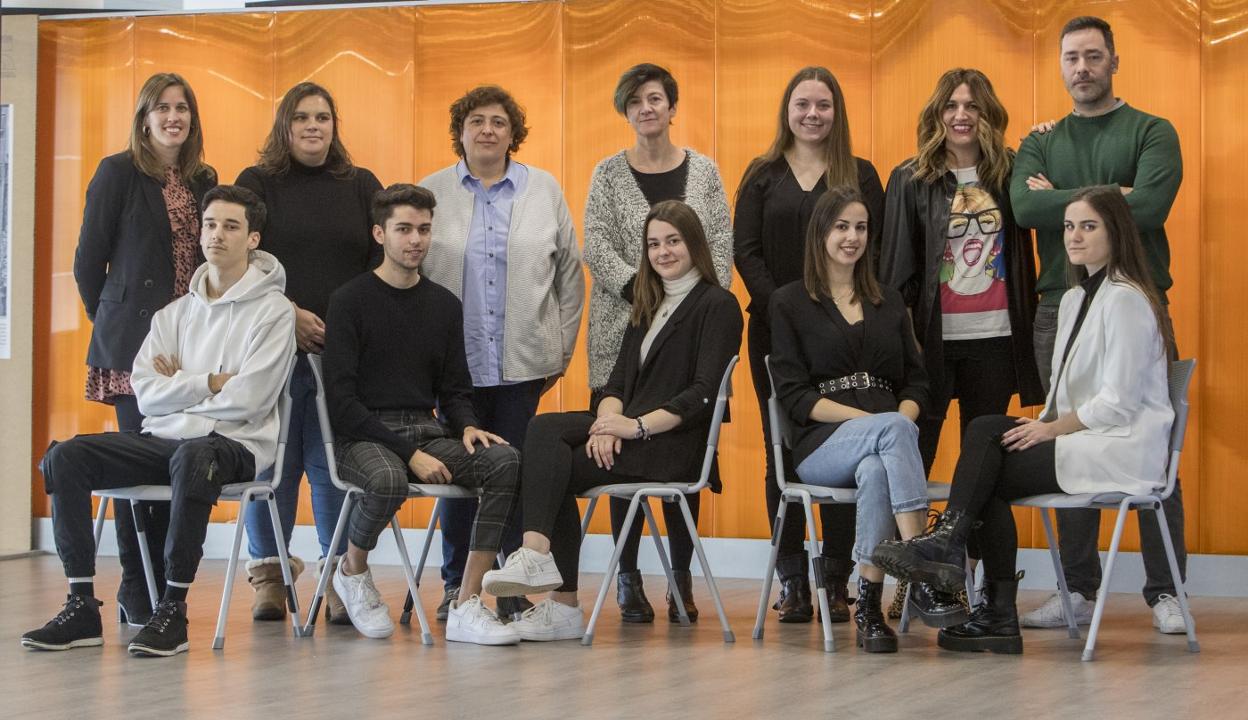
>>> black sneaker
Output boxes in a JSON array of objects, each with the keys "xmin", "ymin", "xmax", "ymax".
[
  {"xmin": 496, "ymin": 595, "xmax": 534, "ymax": 622},
  {"xmin": 20, "ymin": 594, "xmax": 104, "ymax": 651},
  {"xmin": 436, "ymin": 585, "xmax": 459, "ymax": 622},
  {"xmin": 128, "ymin": 600, "xmax": 189, "ymax": 657}
]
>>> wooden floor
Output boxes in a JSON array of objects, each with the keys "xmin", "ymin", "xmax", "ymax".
[{"xmin": 3, "ymin": 554, "xmax": 1241, "ymax": 720}]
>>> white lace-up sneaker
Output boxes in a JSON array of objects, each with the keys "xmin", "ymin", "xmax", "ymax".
[
  {"xmin": 1020, "ymin": 591, "xmax": 1094, "ymax": 628},
  {"xmin": 482, "ymin": 548, "xmax": 563, "ymax": 597},
  {"xmin": 333, "ymin": 563, "xmax": 394, "ymax": 639},
  {"xmin": 510, "ymin": 599, "xmax": 585, "ymax": 642},
  {"xmin": 445, "ymin": 595, "xmax": 520, "ymax": 645},
  {"xmin": 1152, "ymin": 594, "xmax": 1192, "ymax": 634}
]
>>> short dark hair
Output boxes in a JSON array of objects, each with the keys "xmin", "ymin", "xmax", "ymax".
[
  {"xmin": 612, "ymin": 63, "xmax": 679, "ymax": 116},
  {"xmin": 202, "ymin": 185, "xmax": 266, "ymax": 234},
  {"xmin": 448, "ymin": 85, "xmax": 529, "ymax": 159},
  {"xmin": 1060, "ymin": 16, "xmax": 1115, "ymax": 56},
  {"xmin": 372, "ymin": 183, "xmax": 437, "ymax": 227}
]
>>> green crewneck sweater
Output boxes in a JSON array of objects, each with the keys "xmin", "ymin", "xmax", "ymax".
[{"xmin": 1010, "ymin": 102, "xmax": 1182, "ymax": 305}]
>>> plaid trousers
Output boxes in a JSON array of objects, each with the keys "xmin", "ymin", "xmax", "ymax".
[{"xmin": 335, "ymin": 410, "xmax": 520, "ymax": 552}]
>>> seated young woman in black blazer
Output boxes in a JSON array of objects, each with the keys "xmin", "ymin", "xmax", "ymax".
[
  {"xmin": 480, "ymin": 200, "xmax": 743, "ymax": 641},
  {"xmin": 769, "ymin": 185, "xmax": 954, "ymax": 653}
]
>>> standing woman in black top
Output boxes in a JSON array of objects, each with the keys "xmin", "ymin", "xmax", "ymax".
[
  {"xmin": 73, "ymin": 72, "xmax": 217, "ymax": 625},
  {"xmin": 733, "ymin": 66, "xmax": 885, "ymax": 623},
  {"xmin": 235, "ymin": 82, "xmax": 383, "ymax": 624}
]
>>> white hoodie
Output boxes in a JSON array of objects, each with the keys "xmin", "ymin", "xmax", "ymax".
[{"xmin": 131, "ymin": 250, "xmax": 296, "ymax": 478}]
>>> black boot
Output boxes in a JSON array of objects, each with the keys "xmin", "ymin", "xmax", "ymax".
[
  {"xmin": 937, "ymin": 577, "xmax": 1023, "ymax": 654},
  {"xmin": 774, "ymin": 575, "xmax": 813, "ymax": 623},
  {"xmin": 908, "ymin": 582, "xmax": 970, "ymax": 628},
  {"xmin": 816, "ymin": 557, "xmax": 852, "ymax": 623},
  {"xmin": 854, "ymin": 577, "xmax": 898, "ymax": 653},
  {"xmin": 871, "ymin": 508, "xmax": 972, "ymax": 593},
  {"xmin": 666, "ymin": 570, "xmax": 699, "ymax": 623},
  {"xmin": 616, "ymin": 570, "xmax": 655, "ymax": 623}
]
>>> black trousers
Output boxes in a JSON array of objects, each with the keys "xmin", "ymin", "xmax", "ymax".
[
  {"xmin": 946, "ymin": 415, "xmax": 1061, "ymax": 582},
  {"xmin": 110, "ymin": 396, "xmax": 171, "ymax": 591},
  {"xmin": 748, "ymin": 314, "xmax": 855, "ymax": 580},
  {"xmin": 42, "ymin": 431, "xmax": 254, "ymax": 587},
  {"xmin": 917, "ymin": 336, "xmax": 1017, "ymax": 474}
]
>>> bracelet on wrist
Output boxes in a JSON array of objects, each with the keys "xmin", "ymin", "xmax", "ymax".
[{"xmin": 636, "ymin": 415, "xmax": 651, "ymax": 441}]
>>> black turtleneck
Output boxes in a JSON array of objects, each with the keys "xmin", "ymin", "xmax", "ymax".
[{"xmin": 235, "ymin": 159, "xmax": 383, "ymax": 319}]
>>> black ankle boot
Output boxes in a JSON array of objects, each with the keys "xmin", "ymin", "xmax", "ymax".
[
  {"xmin": 775, "ymin": 575, "xmax": 813, "ymax": 623},
  {"xmin": 815, "ymin": 557, "xmax": 852, "ymax": 623},
  {"xmin": 937, "ymin": 577, "xmax": 1023, "ymax": 654},
  {"xmin": 616, "ymin": 570, "xmax": 655, "ymax": 623},
  {"xmin": 855, "ymin": 577, "xmax": 897, "ymax": 653},
  {"xmin": 871, "ymin": 508, "xmax": 972, "ymax": 593},
  {"xmin": 666, "ymin": 570, "xmax": 698, "ymax": 623},
  {"xmin": 908, "ymin": 582, "xmax": 971, "ymax": 629}
]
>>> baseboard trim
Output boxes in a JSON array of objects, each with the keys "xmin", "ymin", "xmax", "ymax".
[{"xmin": 34, "ymin": 517, "xmax": 1248, "ymax": 598}]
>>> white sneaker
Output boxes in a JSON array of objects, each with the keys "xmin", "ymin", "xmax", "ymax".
[
  {"xmin": 445, "ymin": 595, "xmax": 520, "ymax": 645},
  {"xmin": 1020, "ymin": 591, "xmax": 1094, "ymax": 628},
  {"xmin": 510, "ymin": 599, "xmax": 585, "ymax": 642},
  {"xmin": 1152, "ymin": 594, "xmax": 1192, "ymax": 634},
  {"xmin": 332, "ymin": 563, "xmax": 394, "ymax": 639},
  {"xmin": 482, "ymin": 548, "xmax": 563, "ymax": 597}
]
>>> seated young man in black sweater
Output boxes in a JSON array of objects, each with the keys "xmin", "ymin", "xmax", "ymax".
[{"xmin": 322, "ymin": 183, "xmax": 522, "ymax": 646}]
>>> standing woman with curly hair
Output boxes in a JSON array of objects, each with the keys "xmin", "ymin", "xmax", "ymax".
[{"xmin": 73, "ymin": 72, "xmax": 217, "ymax": 626}]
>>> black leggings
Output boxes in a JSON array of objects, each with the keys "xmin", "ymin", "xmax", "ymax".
[{"xmin": 947, "ymin": 415, "xmax": 1061, "ymax": 582}]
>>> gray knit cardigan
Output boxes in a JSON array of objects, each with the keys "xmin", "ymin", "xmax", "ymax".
[{"xmin": 582, "ymin": 149, "xmax": 733, "ymax": 389}]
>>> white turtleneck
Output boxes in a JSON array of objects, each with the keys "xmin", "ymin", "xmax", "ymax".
[{"xmin": 640, "ymin": 268, "xmax": 701, "ymax": 363}]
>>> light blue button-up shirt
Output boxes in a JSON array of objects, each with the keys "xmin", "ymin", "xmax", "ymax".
[{"xmin": 457, "ymin": 159, "xmax": 528, "ymax": 387}]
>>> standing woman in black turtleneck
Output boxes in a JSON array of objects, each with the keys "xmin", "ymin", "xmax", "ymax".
[{"xmin": 235, "ymin": 82, "xmax": 382, "ymax": 625}]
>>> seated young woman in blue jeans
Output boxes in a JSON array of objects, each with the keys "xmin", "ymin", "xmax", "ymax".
[{"xmin": 767, "ymin": 185, "xmax": 957, "ymax": 653}]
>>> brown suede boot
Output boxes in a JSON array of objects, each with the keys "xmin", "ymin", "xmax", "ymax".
[
  {"xmin": 319, "ymin": 557, "xmax": 352, "ymax": 625},
  {"xmin": 247, "ymin": 556, "xmax": 304, "ymax": 621}
]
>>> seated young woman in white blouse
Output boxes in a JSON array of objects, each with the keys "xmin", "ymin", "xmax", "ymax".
[{"xmin": 871, "ymin": 185, "xmax": 1174, "ymax": 655}]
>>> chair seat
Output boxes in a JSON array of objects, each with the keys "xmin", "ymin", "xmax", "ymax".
[
  {"xmin": 95, "ymin": 481, "xmax": 274, "ymax": 504},
  {"xmin": 405, "ymin": 484, "xmax": 486, "ymax": 500},
  {"xmin": 782, "ymin": 481, "xmax": 951, "ymax": 504},
  {"xmin": 1011, "ymin": 491, "xmax": 1162, "ymax": 510},
  {"xmin": 578, "ymin": 482, "xmax": 698, "ymax": 500}
]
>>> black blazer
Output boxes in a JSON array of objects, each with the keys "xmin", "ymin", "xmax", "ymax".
[
  {"xmin": 600, "ymin": 281, "xmax": 743, "ymax": 489},
  {"xmin": 769, "ymin": 281, "xmax": 929, "ymax": 467},
  {"xmin": 74, "ymin": 152, "xmax": 217, "ymax": 371}
]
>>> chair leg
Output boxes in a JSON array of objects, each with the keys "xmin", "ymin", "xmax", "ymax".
[
  {"xmin": 268, "ymin": 494, "xmax": 303, "ymax": 638},
  {"xmin": 302, "ymin": 491, "xmax": 354, "ymax": 637},
  {"xmin": 390, "ymin": 515, "xmax": 433, "ymax": 646},
  {"xmin": 583, "ymin": 493, "xmax": 641, "ymax": 646},
  {"xmin": 642, "ymin": 499, "xmax": 688, "ymax": 627},
  {"xmin": 212, "ymin": 495, "xmax": 251, "ymax": 650},
  {"xmin": 1039, "ymin": 509, "xmax": 1081, "ymax": 639},
  {"xmin": 676, "ymin": 494, "xmax": 734, "ymax": 643},
  {"xmin": 93, "ymin": 496, "xmax": 109, "ymax": 553},
  {"xmin": 752, "ymin": 501, "xmax": 786, "ymax": 641},
  {"xmin": 801, "ymin": 498, "xmax": 834, "ymax": 653},
  {"xmin": 129, "ymin": 501, "xmax": 160, "ymax": 611},
  {"xmin": 1082, "ymin": 503, "xmax": 1131, "ymax": 661},
  {"xmin": 1153, "ymin": 502, "xmax": 1200, "ymax": 653},
  {"xmin": 580, "ymin": 497, "xmax": 598, "ymax": 539},
  {"xmin": 899, "ymin": 581, "xmax": 913, "ymax": 633},
  {"xmin": 403, "ymin": 497, "xmax": 442, "ymax": 626}
]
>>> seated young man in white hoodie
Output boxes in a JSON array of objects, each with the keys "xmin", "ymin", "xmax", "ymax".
[{"xmin": 22, "ymin": 185, "xmax": 296, "ymax": 658}]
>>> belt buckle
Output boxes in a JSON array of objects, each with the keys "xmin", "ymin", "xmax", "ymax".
[{"xmin": 850, "ymin": 371, "xmax": 869, "ymax": 389}]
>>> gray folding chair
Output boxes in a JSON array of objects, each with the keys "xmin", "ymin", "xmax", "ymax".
[
  {"xmin": 576, "ymin": 355, "xmax": 739, "ymax": 646},
  {"xmin": 751, "ymin": 355, "xmax": 964, "ymax": 652},
  {"xmin": 1011, "ymin": 358, "xmax": 1199, "ymax": 661},
  {"xmin": 91, "ymin": 359, "xmax": 303, "ymax": 649}
]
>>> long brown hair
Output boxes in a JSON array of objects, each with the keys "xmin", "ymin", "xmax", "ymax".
[
  {"xmin": 803, "ymin": 186, "xmax": 882, "ymax": 306},
  {"xmin": 631, "ymin": 200, "xmax": 718, "ymax": 326},
  {"xmin": 1065, "ymin": 186, "xmax": 1173, "ymax": 352},
  {"xmin": 127, "ymin": 73, "xmax": 209, "ymax": 183},
  {"xmin": 257, "ymin": 82, "xmax": 356, "ymax": 178},
  {"xmin": 912, "ymin": 68, "xmax": 1012, "ymax": 193},
  {"xmin": 735, "ymin": 67, "xmax": 859, "ymax": 201}
]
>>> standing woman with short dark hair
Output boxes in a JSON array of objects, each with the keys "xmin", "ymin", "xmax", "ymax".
[
  {"xmin": 73, "ymin": 72, "xmax": 217, "ymax": 626},
  {"xmin": 235, "ymin": 82, "xmax": 383, "ymax": 625},
  {"xmin": 582, "ymin": 63, "xmax": 733, "ymax": 624},
  {"xmin": 734, "ymin": 66, "xmax": 885, "ymax": 624}
]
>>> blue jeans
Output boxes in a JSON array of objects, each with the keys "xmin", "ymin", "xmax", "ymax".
[
  {"xmin": 244, "ymin": 354, "xmax": 347, "ymax": 559},
  {"xmin": 794, "ymin": 413, "xmax": 929, "ymax": 566}
]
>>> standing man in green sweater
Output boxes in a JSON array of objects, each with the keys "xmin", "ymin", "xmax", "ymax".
[{"xmin": 1010, "ymin": 15, "xmax": 1190, "ymax": 635}]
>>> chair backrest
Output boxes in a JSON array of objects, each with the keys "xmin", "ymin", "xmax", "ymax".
[
  {"xmin": 1158, "ymin": 358, "xmax": 1196, "ymax": 500},
  {"xmin": 688, "ymin": 355, "xmax": 739, "ymax": 492},
  {"xmin": 305, "ymin": 354, "xmax": 351, "ymax": 492},
  {"xmin": 763, "ymin": 355, "xmax": 799, "ymax": 491},
  {"xmin": 262, "ymin": 357, "xmax": 299, "ymax": 489}
]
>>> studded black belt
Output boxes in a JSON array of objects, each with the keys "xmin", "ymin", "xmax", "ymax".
[{"xmin": 817, "ymin": 372, "xmax": 893, "ymax": 395}]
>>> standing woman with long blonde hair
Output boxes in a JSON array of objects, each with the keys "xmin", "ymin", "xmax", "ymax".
[
  {"xmin": 734, "ymin": 66, "xmax": 884, "ymax": 624},
  {"xmin": 73, "ymin": 72, "xmax": 217, "ymax": 626}
]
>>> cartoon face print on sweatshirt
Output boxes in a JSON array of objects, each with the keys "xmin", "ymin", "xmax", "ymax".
[{"xmin": 941, "ymin": 183, "xmax": 1007, "ymax": 313}]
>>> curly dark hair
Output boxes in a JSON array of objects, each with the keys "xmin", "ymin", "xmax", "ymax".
[{"xmin": 448, "ymin": 85, "xmax": 529, "ymax": 159}]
